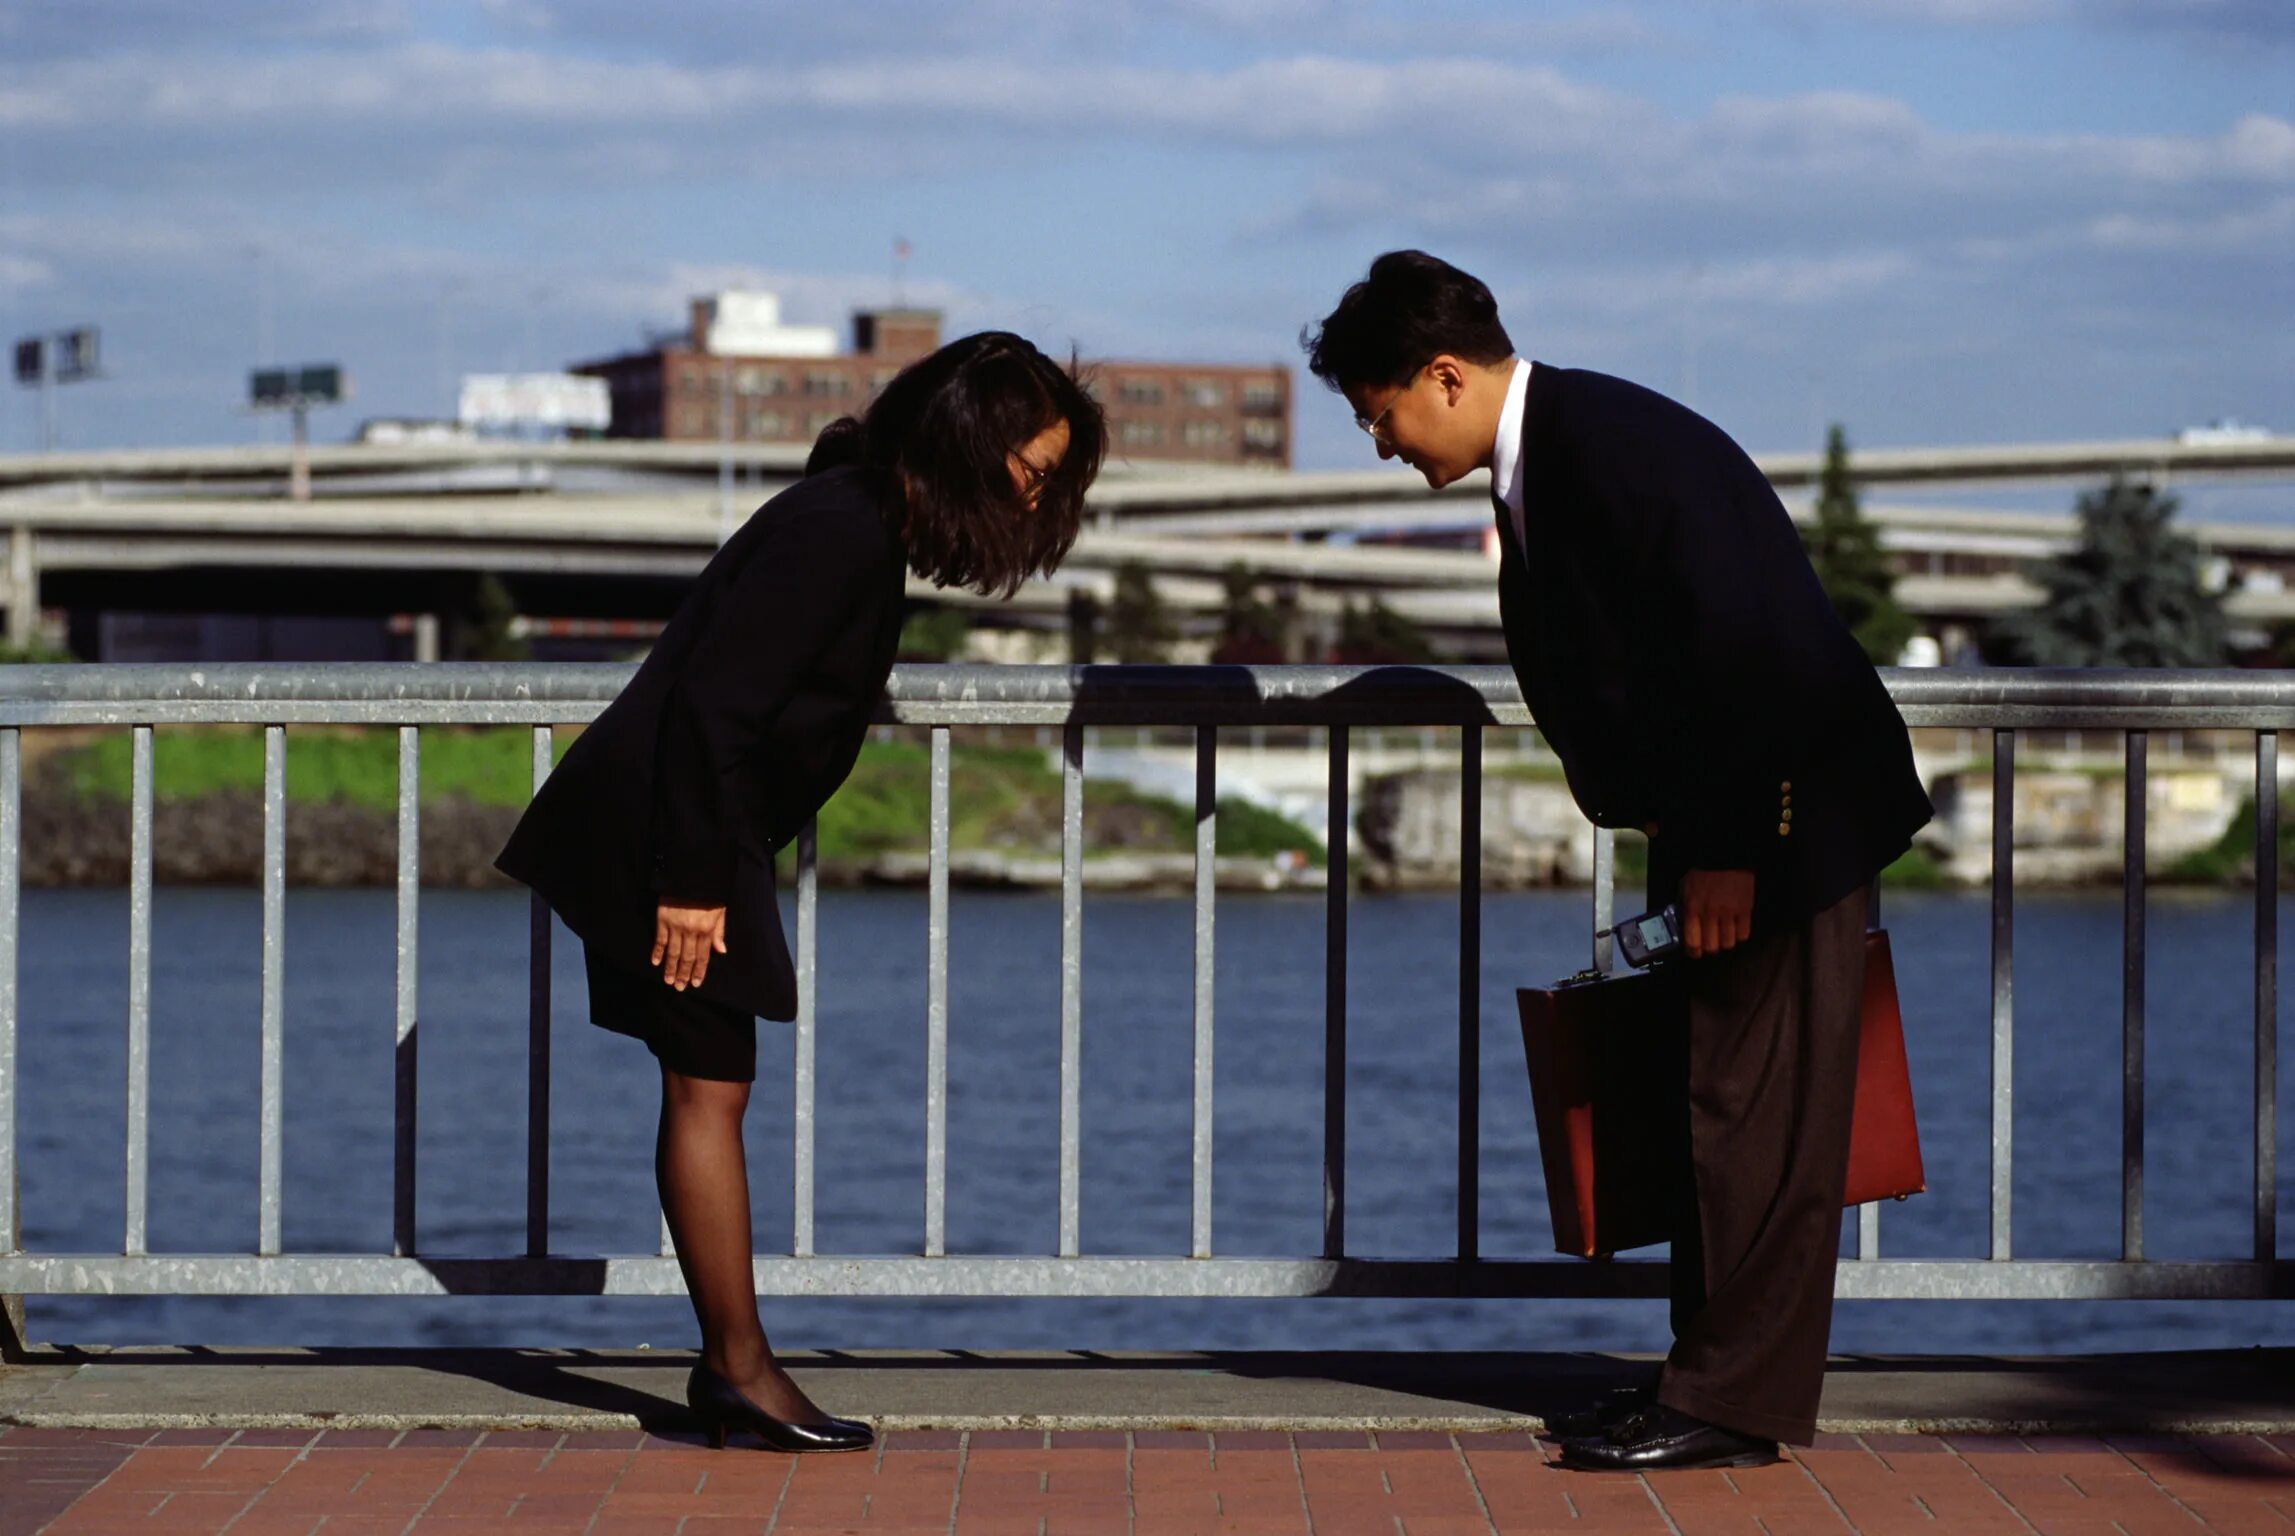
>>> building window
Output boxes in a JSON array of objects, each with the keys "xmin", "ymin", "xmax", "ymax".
[
  {"xmin": 747, "ymin": 409, "xmax": 787, "ymax": 438},
  {"xmin": 678, "ymin": 406, "xmax": 707, "ymax": 436},
  {"xmin": 804, "ymin": 373, "xmax": 852, "ymax": 398},
  {"xmin": 807, "ymin": 413, "xmax": 840, "ymax": 436},
  {"xmin": 1242, "ymin": 419, "xmax": 1283, "ymax": 450},
  {"xmin": 1182, "ymin": 420, "xmax": 1229, "ymax": 448},
  {"xmin": 1183, "ymin": 378, "xmax": 1226, "ymax": 409},
  {"xmin": 1119, "ymin": 379, "xmax": 1166, "ymax": 406},
  {"xmin": 1241, "ymin": 379, "xmax": 1281, "ymax": 410},
  {"xmin": 1121, "ymin": 420, "xmax": 1165, "ymax": 447}
]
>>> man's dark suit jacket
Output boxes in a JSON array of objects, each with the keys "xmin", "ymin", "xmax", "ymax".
[
  {"xmin": 1496, "ymin": 364, "xmax": 1932, "ymax": 930},
  {"xmin": 496, "ymin": 465, "xmax": 909, "ymax": 1020}
]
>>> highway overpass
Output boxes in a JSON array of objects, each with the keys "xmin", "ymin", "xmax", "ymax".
[{"xmin": 0, "ymin": 433, "xmax": 2288, "ymax": 660}]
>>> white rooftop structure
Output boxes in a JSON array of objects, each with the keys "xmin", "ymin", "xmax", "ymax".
[{"xmin": 693, "ymin": 290, "xmax": 839, "ymax": 358}]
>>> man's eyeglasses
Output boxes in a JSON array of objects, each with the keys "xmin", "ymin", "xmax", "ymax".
[{"xmin": 1353, "ymin": 364, "xmax": 1428, "ymax": 444}]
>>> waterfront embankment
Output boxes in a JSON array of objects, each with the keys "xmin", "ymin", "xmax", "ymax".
[{"xmin": 17, "ymin": 724, "xmax": 2290, "ymax": 891}]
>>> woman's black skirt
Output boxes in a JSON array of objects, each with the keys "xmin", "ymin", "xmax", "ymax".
[{"xmin": 584, "ymin": 944, "xmax": 758, "ymax": 1083}]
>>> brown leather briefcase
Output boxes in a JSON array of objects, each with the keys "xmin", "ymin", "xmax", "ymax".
[{"xmin": 1516, "ymin": 929, "xmax": 1925, "ymax": 1259}]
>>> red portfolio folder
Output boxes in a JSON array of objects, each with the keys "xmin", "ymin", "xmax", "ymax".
[{"xmin": 1516, "ymin": 929, "xmax": 1925, "ymax": 1259}]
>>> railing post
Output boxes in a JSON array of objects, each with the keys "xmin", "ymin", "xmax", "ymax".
[
  {"xmin": 1323, "ymin": 725, "xmax": 1349, "ymax": 1260},
  {"xmin": 527, "ymin": 726, "xmax": 553, "ymax": 1259},
  {"xmin": 393, "ymin": 726, "xmax": 420, "ymax": 1258},
  {"xmin": 1591, "ymin": 826, "xmax": 1615, "ymax": 973},
  {"xmin": 925, "ymin": 726, "xmax": 950, "ymax": 1258},
  {"xmin": 2122, "ymin": 730, "xmax": 2147, "ymax": 1261},
  {"xmin": 1858, "ymin": 881, "xmax": 1881, "ymax": 1260},
  {"xmin": 258, "ymin": 725, "xmax": 286, "ymax": 1257},
  {"xmin": 0, "ymin": 728, "xmax": 22, "ymax": 1360},
  {"xmin": 1457, "ymin": 724, "xmax": 1480, "ymax": 1264},
  {"xmin": 125, "ymin": 726, "xmax": 153, "ymax": 1256},
  {"xmin": 793, "ymin": 819, "xmax": 818, "ymax": 1258},
  {"xmin": 1058, "ymin": 720, "xmax": 1084, "ymax": 1258},
  {"xmin": 2258, "ymin": 730, "xmax": 2279, "ymax": 1263},
  {"xmin": 1191, "ymin": 725, "xmax": 1217, "ymax": 1260},
  {"xmin": 1990, "ymin": 729, "xmax": 2015, "ymax": 1262}
]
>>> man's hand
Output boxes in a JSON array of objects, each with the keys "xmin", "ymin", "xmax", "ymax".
[
  {"xmin": 1679, "ymin": 869, "xmax": 1754, "ymax": 959},
  {"xmin": 653, "ymin": 902, "xmax": 728, "ymax": 991}
]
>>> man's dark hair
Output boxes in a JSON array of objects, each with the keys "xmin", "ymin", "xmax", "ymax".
[
  {"xmin": 1301, "ymin": 250, "xmax": 1514, "ymax": 392},
  {"xmin": 808, "ymin": 331, "xmax": 1106, "ymax": 598}
]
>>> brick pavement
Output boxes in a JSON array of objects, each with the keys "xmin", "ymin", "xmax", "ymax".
[{"xmin": 1, "ymin": 1424, "xmax": 2290, "ymax": 1534}]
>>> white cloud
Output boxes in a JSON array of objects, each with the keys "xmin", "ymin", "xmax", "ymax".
[
  {"xmin": 3, "ymin": 22, "xmax": 2286, "ymax": 455},
  {"xmin": 2087, "ymin": 195, "xmax": 2295, "ymax": 252},
  {"xmin": 0, "ymin": 254, "xmax": 56, "ymax": 290}
]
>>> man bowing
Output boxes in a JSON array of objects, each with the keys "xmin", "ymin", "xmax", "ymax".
[{"xmin": 1302, "ymin": 250, "xmax": 1931, "ymax": 1471}]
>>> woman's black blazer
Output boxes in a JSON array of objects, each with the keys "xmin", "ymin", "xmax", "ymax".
[{"xmin": 496, "ymin": 465, "xmax": 909, "ymax": 1020}]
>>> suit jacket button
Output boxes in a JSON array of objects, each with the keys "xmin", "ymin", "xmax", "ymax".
[
  {"xmin": 1781, "ymin": 808, "xmax": 1793, "ymax": 823},
  {"xmin": 1779, "ymin": 780, "xmax": 1792, "ymax": 793},
  {"xmin": 1778, "ymin": 821, "xmax": 1791, "ymax": 836}
]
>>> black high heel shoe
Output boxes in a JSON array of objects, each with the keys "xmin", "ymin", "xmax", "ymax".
[{"xmin": 686, "ymin": 1363, "xmax": 874, "ymax": 1454}]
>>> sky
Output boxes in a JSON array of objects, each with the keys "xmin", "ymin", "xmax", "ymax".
[{"xmin": 1, "ymin": 0, "xmax": 2289, "ymax": 473}]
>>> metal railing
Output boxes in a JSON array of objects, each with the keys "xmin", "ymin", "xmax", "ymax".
[{"xmin": 0, "ymin": 663, "xmax": 2285, "ymax": 1335}]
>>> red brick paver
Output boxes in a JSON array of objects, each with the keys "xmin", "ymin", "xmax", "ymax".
[{"xmin": 0, "ymin": 1424, "xmax": 2287, "ymax": 1534}]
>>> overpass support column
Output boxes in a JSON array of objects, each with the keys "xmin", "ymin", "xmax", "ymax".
[{"xmin": 5, "ymin": 526, "xmax": 35, "ymax": 652}]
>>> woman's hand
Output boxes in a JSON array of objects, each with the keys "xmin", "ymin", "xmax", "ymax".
[{"xmin": 653, "ymin": 902, "xmax": 728, "ymax": 991}]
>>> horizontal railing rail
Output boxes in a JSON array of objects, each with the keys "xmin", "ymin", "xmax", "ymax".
[{"xmin": 0, "ymin": 663, "xmax": 2284, "ymax": 1339}]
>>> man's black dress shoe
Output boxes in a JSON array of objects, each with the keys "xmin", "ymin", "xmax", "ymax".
[
  {"xmin": 1545, "ymin": 1385, "xmax": 1652, "ymax": 1439},
  {"xmin": 1560, "ymin": 1406, "xmax": 1779, "ymax": 1472}
]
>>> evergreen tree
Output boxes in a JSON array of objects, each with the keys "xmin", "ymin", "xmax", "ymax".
[
  {"xmin": 1211, "ymin": 563, "xmax": 1284, "ymax": 663},
  {"xmin": 447, "ymin": 573, "xmax": 529, "ymax": 662},
  {"xmin": 897, "ymin": 605, "xmax": 970, "ymax": 661},
  {"xmin": 1801, "ymin": 424, "xmax": 1917, "ymax": 666},
  {"xmin": 1989, "ymin": 477, "xmax": 2226, "ymax": 667},
  {"xmin": 1333, "ymin": 595, "xmax": 1439, "ymax": 664},
  {"xmin": 1104, "ymin": 560, "xmax": 1174, "ymax": 663}
]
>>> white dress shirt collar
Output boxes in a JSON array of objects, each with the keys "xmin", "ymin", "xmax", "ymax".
[{"xmin": 1489, "ymin": 357, "xmax": 1534, "ymax": 547}]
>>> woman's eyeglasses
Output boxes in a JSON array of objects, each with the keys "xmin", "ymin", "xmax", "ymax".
[{"xmin": 1014, "ymin": 455, "xmax": 1056, "ymax": 501}]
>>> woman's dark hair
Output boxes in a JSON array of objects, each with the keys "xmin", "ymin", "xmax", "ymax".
[
  {"xmin": 1301, "ymin": 249, "xmax": 1514, "ymax": 393},
  {"xmin": 806, "ymin": 331, "xmax": 1106, "ymax": 598}
]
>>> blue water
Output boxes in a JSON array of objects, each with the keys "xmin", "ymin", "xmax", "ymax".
[{"xmin": 15, "ymin": 885, "xmax": 2293, "ymax": 1355}]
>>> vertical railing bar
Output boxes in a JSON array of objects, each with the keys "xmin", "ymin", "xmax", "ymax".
[
  {"xmin": 793, "ymin": 818, "xmax": 818, "ymax": 1258},
  {"xmin": 393, "ymin": 727, "xmax": 419, "ymax": 1258},
  {"xmin": 1990, "ymin": 729, "xmax": 2015, "ymax": 1262},
  {"xmin": 1190, "ymin": 725, "xmax": 1216, "ymax": 1261},
  {"xmin": 924, "ymin": 726, "xmax": 951, "ymax": 1258},
  {"xmin": 1058, "ymin": 722, "xmax": 1084, "ymax": 1258},
  {"xmin": 1457, "ymin": 724, "xmax": 1481, "ymax": 1264},
  {"xmin": 258, "ymin": 724, "xmax": 286, "ymax": 1257},
  {"xmin": 2123, "ymin": 729, "xmax": 2147, "ymax": 1262},
  {"xmin": 124, "ymin": 725, "xmax": 153, "ymax": 1256},
  {"xmin": 1859, "ymin": 879, "xmax": 1880, "ymax": 1260},
  {"xmin": 1323, "ymin": 725, "xmax": 1349, "ymax": 1260},
  {"xmin": 2257, "ymin": 730, "xmax": 2279, "ymax": 1262},
  {"xmin": 0, "ymin": 731, "xmax": 16, "ymax": 1266},
  {"xmin": 526, "ymin": 726, "xmax": 552, "ymax": 1260},
  {"xmin": 1591, "ymin": 827, "xmax": 1615, "ymax": 973}
]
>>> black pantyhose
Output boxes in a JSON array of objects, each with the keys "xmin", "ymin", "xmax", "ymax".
[{"xmin": 655, "ymin": 1066, "xmax": 830, "ymax": 1426}]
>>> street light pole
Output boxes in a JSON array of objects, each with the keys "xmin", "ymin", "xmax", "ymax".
[{"xmin": 717, "ymin": 359, "xmax": 735, "ymax": 544}]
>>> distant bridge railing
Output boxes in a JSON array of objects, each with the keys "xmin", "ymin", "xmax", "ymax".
[{"xmin": 0, "ymin": 663, "xmax": 2284, "ymax": 1351}]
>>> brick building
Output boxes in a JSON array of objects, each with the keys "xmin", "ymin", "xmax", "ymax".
[{"xmin": 576, "ymin": 292, "xmax": 1291, "ymax": 468}]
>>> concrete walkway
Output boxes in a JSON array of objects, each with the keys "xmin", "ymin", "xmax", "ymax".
[{"xmin": 2, "ymin": 1346, "xmax": 2289, "ymax": 1435}]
